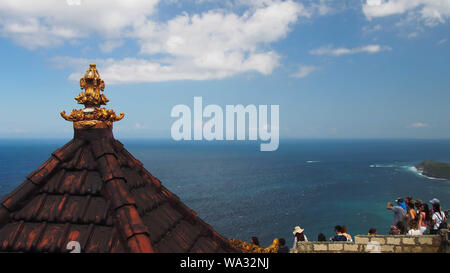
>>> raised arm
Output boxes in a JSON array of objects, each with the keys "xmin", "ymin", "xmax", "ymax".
[{"xmin": 387, "ymin": 202, "xmax": 393, "ymax": 210}]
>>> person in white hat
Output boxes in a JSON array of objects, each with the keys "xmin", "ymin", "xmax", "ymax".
[
  {"xmin": 292, "ymin": 226, "xmax": 308, "ymax": 249},
  {"xmin": 429, "ymin": 198, "xmax": 440, "ymax": 205}
]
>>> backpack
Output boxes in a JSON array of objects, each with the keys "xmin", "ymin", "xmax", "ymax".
[{"xmin": 434, "ymin": 211, "xmax": 448, "ymax": 230}]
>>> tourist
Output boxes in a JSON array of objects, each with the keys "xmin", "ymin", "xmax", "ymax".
[
  {"xmin": 430, "ymin": 203, "xmax": 447, "ymax": 234},
  {"xmin": 405, "ymin": 196, "xmax": 413, "ymax": 204},
  {"xmin": 389, "ymin": 225, "xmax": 401, "ymax": 235},
  {"xmin": 368, "ymin": 228, "xmax": 377, "ymax": 236},
  {"xmin": 429, "ymin": 198, "xmax": 440, "ymax": 214},
  {"xmin": 407, "ymin": 218, "xmax": 422, "ymax": 235},
  {"xmin": 292, "ymin": 226, "xmax": 308, "ymax": 249},
  {"xmin": 277, "ymin": 238, "xmax": 289, "ymax": 253},
  {"xmin": 317, "ymin": 233, "xmax": 326, "ymax": 241},
  {"xmin": 406, "ymin": 200, "xmax": 417, "ymax": 227},
  {"xmin": 429, "ymin": 198, "xmax": 440, "ymax": 206},
  {"xmin": 423, "ymin": 203, "xmax": 432, "ymax": 223},
  {"xmin": 387, "ymin": 200, "xmax": 407, "ymax": 227},
  {"xmin": 330, "ymin": 225, "xmax": 348, "ymax": 241},
  {"xmin": 415, "ymin": 199, "xmax": 423, "ymax": 214},
  {"xmin": 250, "ymin": 236, "xmax": 260, "ymax": 247},
  {"xmin": 341, "ymin": 226, "xmax": 353, "ymax": 242},
  {"xmin": 418, "ymin": 204, "xmax": 428, "ymax": 235},
  {"xmin": 396, "ymin": 197, "xmax": 407, "ymax": 211}
]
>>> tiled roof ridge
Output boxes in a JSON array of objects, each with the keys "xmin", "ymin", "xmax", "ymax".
[
  {"xmin": 86, "ymin": 136, "xmax": 154, "ymax": 253},
  {"xmin": 0, "ymin": 138, "xmax": 87, "ymax": 213},
  {"xmin": 0, "ymin": 136, "xmax": 154, "ymax": 253}
]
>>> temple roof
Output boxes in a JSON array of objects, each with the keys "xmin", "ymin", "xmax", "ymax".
[
  {"xmin": 0, "ymin": 64, "xmax": 238, "ymax": 253},
  {"xmin": 0, "ymin": 128, "xmax": 238, "ymax": 253}
]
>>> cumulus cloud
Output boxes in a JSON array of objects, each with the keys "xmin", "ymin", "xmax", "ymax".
[
  {"xmin": 49, "ymin": 1, "xmax": 306, "ymax": 83},
  {"xmin": 0, "ymin": 0, "xmax": 160, "ymax": 49},
  {"xmin": 309, "ymin": 44, "xmax": 392, "ymax": 56},
  {"xmin": 290, "ymin": 65, "xmax": 317, "ymax": 78},
  {"xmin": 362, "ymin": 0, "xmax": 450, "ymax": 27},
  {"xmin": 0, "ymin": 0, "xmax": 335, "ymax": 83},
  {"xmin": 56, "ymin": 55, "xmax": 279, "ymax": 84}
]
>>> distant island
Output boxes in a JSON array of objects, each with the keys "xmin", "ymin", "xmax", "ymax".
[{"xmin": 415, "ymin": 160, "xmax": 450, "ymax": 180}]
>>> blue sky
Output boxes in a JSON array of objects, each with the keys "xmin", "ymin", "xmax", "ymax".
[{"xmin": 0, "ymin": 0, "xmax": 449, "ymax": 139}]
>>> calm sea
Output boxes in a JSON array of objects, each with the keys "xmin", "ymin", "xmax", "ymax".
[{"xmin": 1, "ymin": 139, "xmax": 449, "ymax": 247}]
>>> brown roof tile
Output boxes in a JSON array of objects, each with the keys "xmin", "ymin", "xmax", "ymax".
[{"xmin": 0, "ymin": 127, "xmax": 239, "ymax": 253}]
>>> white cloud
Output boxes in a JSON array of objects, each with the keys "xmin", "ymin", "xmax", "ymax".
[
  {"xmin": 0, "ymin": 0, "xmax": 160, "ymax": 49},
  {"xmin": 362, "ymin": 0, "xmax": 450, "ymax": 27},
  {"xmin": 99, "ymin": 40, "xmax": 124, "ymax": 53},
  {"xmin": 306, "ymin": 0, "xmax": 335, "ymax": 16},
  {"xmin": 0, "ymin": 0, "xmax": 328, "ymax": 83},
  {"xmin": 409, "ymin": 122, "xmax": 429, "ymax": 128},
  {"xmin": 50, "ymin": 1, "xmax": 306, "ymax": 83},
  {"xmin": 290, "ymin": 65, "xmax": 317, "ymax": 78},
  {"xmin": 310, "ymin": 44, "xmax": 392, "ymax": 56}
]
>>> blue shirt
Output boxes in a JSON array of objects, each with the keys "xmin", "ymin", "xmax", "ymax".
[
  {"xmin": 398, "ymin": 201, "xmax": 407, "ymax": 211},
  {"xmin": 331, "ymin": 234, "xmax": 348, "ymax": 241}
]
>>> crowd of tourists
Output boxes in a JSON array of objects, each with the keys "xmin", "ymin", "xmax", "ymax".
[
  {"xmin": 387, "ymin": 197, "xmax": 448, "ymax": 235},
  {"xmin": 248, "ymin": 197, "xmax": 448, "ymax": 253}
]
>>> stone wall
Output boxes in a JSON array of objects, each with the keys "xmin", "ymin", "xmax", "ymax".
[{"xmin": 292, "ymin": 229, "xmax": 449, "ymax": 253}]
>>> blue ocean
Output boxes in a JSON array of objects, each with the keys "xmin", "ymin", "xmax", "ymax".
[{"xmin": 1, "ymin": 139, "xmax": 449, "ymax": 247}]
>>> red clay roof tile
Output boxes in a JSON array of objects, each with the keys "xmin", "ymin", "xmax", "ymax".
[{"xmin": 0, "ymin": 127, "xmax": 239, "ymax": 253}]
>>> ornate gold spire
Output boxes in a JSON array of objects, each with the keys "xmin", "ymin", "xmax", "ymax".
[{"xmin": 61, "ymin": 64, "xmax": 124, "ymax": 129}]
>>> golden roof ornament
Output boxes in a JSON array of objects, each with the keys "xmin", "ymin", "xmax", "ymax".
[{"xmin": 61, "ymin": 64, "xmax": 124, "ymax": 129}]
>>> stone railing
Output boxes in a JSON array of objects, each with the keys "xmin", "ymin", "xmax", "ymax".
[{"xmin": 292, "ymin": 229, "xmax": 449, "ymax": 253}]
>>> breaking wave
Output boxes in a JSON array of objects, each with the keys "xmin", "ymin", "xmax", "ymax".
[{"xmin": 370, "ymin": 163, "xmax": 448, "ymax": 181}]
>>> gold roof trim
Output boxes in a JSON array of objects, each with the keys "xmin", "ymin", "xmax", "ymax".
[{"xmin": 60, "ymin": 64, "xmax": 124, "ymax": 128}]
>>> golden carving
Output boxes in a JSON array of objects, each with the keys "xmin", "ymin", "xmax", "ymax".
[
  {"xmin": 60, "ymin": 108, "xmax": 124, "ymax": 123},
  {"xmin": 74, "ymin": 120, "xmax": 112, "ymax": 129},
  {"xmin": 76, "ymin": 64, "xmax": 108, "ymax": 107},
  {"xmin": 61, "ymin": 64, "xmax": 124, "ymax": 128},
  {"xmin": 229, "ymin": 238, "xmax": 279, "ymax": 253}
]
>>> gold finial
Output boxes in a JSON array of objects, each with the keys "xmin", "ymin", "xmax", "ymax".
[
  {"xmin": 76, "ymin": 63, "xmax": 108, "ymax": 107},
  {"xmin": 61, "ymin": 64, "xmax": 124, "ymax": 129}
]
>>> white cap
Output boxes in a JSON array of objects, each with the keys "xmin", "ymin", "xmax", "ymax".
[{"xmin": 429, "ymin": 198, "xmax": 440, "ymax": 205}]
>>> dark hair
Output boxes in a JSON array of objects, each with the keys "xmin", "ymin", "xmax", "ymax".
[
  {"xmin": 278, "ymin": 238, "xmax": 286, "ymax": 246},
  {"xmin": 433, "ymin": 203, "xmax": 441, "ymax": 213},
  {"xmin": 334, "ymin": 225, "xmax": 342, "ymax": 233},
  {"xmin": 317, "ymin": 233, "xmax": 326, "ymax": 241},
  {"xmin": 368, "ymin": 228, "xmax": 377, "ymax": 235},
  {"xmin": 396, "ymin": 221, "xmax": 406, "ymax": 234},
  {"xmin": 414, "ymin": 200, "xmax": 422, "ymax": 209},
  {"xmin": 389, "ymin": 225, "xmax": 400, "ymax": 235},
  {"xmin": 250, "ymin": 236, "xmax": 260, "ymax": 246},
  {"xmin": 407, "ymin": 200, "xmax": 415, "ymax": 209},
  {"xmin": 422, "ymin": 203, "xmax": 431, "ymax": 222},
  {"xmin": 295, "ymin": 232, "xmax": 305, "ymax": 242}
]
